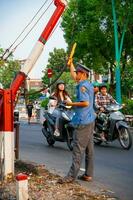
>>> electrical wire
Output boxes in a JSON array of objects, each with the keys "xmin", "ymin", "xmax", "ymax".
[
  {"xmin": 13, "ymin": 1, "xmax": 53, "ymax": 50},
  {"xmin": 1, "ymin": 0, "xmax": 53, "ymax": 60},
  {"xmin": 9, "ymin": 0, "xmax": 49, "ymax": 50}
]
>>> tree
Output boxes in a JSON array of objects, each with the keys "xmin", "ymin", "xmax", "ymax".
[
  {"xmin": 121, "ymin": 61, "xmax": 133, "ymax": 98},
  {"xmin": 0, "ymin": 47, "xmax": 21, "ymax": 88},
  {"xmin": 61, "ymin": 0, "xmax": 133, "ymax": 96},
  {"xmin": 41, "ymin": 48, "xmax": 67, "ymax": 88},
  {"xmin": 27, "ymin": 89, "xmax": 42, "ymax": 102},
  {"xmin": 41, "ymin": 48, "xmax": 76, "ymax": 97}
]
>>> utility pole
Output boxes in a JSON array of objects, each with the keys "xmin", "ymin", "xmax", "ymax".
[{"xmin": 111, "ymin": 0, "xmax": 129, "ymax": 104}]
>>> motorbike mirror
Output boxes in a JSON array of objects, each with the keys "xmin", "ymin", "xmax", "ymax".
[{"xmin": 122, "ymin": 103, "xmax": 126, "ymax": 108}]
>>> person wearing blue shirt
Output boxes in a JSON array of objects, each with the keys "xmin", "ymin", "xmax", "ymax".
[{"xmin": 58, "ymin": 60, "xmax": 95, "ymax": 184}]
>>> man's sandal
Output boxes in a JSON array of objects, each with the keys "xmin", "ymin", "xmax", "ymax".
[{"xmin": 78, "ymin": 174, "xmax": 93, "ymax": 182}]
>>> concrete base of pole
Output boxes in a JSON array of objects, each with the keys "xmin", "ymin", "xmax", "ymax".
[
  {"xmin": 16, "ymin": 173, "xmax": 28, "ymax": 200},
  {"xmin": 2, "ymin": 131, "xmax": 14, "ymax": 179}
]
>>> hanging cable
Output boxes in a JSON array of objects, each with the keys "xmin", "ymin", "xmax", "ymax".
[
  {"xmin": 26, "ymin": 43, "xmax": 77, "ymax": 96},
  {"xmin": 26, "ymin": 5, "xmax": 78, "ymax": 97},
  {"xmin": 13, "ymin": 1, "xmax": 53, "ymax": 49},
  {"xmin": 1, "ymin": 0, "xmax": 53, "ymax": 60}
]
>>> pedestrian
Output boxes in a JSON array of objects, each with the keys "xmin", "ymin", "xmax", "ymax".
[
  {"xmin": 26, "ymin": 101, "xmax": 33, "ymax": 124},
  {"xmin": 34, "ymin": 101, "xmax": 40, "ymax": 121},
  {"xmin": 58, "ymin": 59, "xmax": 95, "ymax": 184}
]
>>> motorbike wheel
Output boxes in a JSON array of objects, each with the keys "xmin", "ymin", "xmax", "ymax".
[
  {"xmin": 47, "ymin": 137, "xmax": 55, "ymax": 146},
  {"xmin": 118, "ymin": 127, "xmax": 132, "ymax": 150},
  {"xmin": 42, "ymin": 123, "xmax": 55, "ymax": 146}
]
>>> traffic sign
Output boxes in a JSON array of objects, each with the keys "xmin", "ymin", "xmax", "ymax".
[{"xmin": 47, "ymin": 68, "xmax": 53, "ymax": 78}]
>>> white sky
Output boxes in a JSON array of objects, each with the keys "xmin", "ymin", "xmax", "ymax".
[{"xmin": 0, "ymin": 0, "xmax": 67, "ymax": 79}]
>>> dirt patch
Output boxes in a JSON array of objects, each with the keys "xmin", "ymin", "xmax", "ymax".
[{"xmin": 0, "ymin": 160, "xmax": 117, "ymax": 200}]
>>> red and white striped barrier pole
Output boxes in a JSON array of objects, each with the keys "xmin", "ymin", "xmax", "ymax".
[
  {"xmin": 0, "ymin": 89, "xmax": 14, "ymax": 178},
  {"xmin": 20, "ymin": 0, "xmax": 67, "ymax": 76},
  {"xmin": 16, "ymin": 173, "xmax": 28, "ymax": 200},
  {"xmin": 0, "ymin": 0, "xmax": 67, "ymax": 179},
  {"xmin": 10, "ymin": 0, "xmax": 67, "ymax": 101}
]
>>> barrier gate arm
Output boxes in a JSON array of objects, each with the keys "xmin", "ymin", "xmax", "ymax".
[
  {"xmin": 10, "ymin": 0, "xmax": 67, "ymax": 102},
  {"xmin": 0, "ymin": 0, "xmax": 67, "ymax": 179}
]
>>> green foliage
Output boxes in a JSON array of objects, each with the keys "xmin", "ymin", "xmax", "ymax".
[
  {"xmin": 121, "ymin": 63, "xmax": 133, "ymax": 97},
  {"xmin": 28, "ymin": 89, "xmax": 42, "ymax": 101},
  {"xmin": 40, "ymin": 98, "xmax": 49, "ymax": 109},
  {"xmin": 0, "ymin": 47, "xmax": 21, "ymax": 88},
  {"xmin": 122, "ymin": 98, "xmax": 133, "ymax": 115},
  {"xmin": 41, "ymin": 48, "xmax": 78, "ymax": 100},
  {"xmin": 61, "ymin": 0, "xmax": 133, "ymax": 96},
  {"xmin": 41, "ymin": 48, "xmax": 67, "ymax": 86}
]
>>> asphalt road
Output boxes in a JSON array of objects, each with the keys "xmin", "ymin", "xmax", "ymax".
[{"xmin": 19, "ymin": 122, "xmax": 133, "ymax": 200}]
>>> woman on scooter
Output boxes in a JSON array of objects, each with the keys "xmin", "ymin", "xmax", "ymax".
[{"xmin": 48, "ymin": 80, "xmax": 71, "ymax": 136}]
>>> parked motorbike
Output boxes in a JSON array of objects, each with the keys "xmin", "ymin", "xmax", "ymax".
[
  {"xmin": 94, "ymin": 104, "xmax": 132, "ymax": 150},
  {"xmin": 42, "ymin": 102, "xmax": 75, "ymax": 151}
]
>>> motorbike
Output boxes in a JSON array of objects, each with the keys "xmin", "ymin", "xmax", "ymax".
[
  {"xmin": 94, "ymin": 104, "xmax": 132, "ymax": 150},
  {"xmin": 42, "ymin": 102, "xmax": 75, "ymax": 151}
]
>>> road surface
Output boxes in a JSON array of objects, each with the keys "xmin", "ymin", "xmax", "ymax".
[{"xmin": 19, "ymin": 122, "xmax": 133, "ymax": 200}]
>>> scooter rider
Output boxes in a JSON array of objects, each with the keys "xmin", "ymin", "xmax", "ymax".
[
  {"xmin": 48, "ymin": 80, "xmax": 71, "ymax": 136},
  {"xmin": 95, "ymin": 83, "xmax": 117, "ymax": 112},
  {"xmin": 58, "ymin": 59, "xmax": 95, "ymax": 184},
  {"xmin": 95, "ymin": 83, "xmax": 117, "ymax": 141}
]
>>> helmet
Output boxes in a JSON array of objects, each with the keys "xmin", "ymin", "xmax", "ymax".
[
  {"xmin": 92, "ymin": 81, "xmax": 100, "ymax": 87},
  {"xmin": 56, "ymin": 80, "xmax": 65, "ymax": 86}
]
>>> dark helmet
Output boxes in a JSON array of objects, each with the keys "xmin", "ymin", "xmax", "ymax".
[
  {"xmin": 75, "ymin": 63, "xmax": 91, "ymax": 75},
  {"xmin": 56, "ymin": 80, "xmax": 65, "ymax": 87},
  {"xmin": 99, "ymin": 83, "xmax": 107, "ymax": 90}
]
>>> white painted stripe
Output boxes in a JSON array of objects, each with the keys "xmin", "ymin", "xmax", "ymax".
[
  {"xmin": 21, "ymin": 41, "xmax": 44, "ymax": 75},
  {"xmin": 60, "ymin": 0, "xmax": 67, "ymax": 6},
  {"xmin": 2, "ymin": 131, "xmax": 14, "ymax": 177}
]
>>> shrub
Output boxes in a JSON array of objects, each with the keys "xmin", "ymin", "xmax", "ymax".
[
  {"xmin": 40, "ymin": 98, "xmax": 49, "ymax": 109},
  {"xmin": 122, "ymin": 98, "xmax": 133, "ymax": 115}
]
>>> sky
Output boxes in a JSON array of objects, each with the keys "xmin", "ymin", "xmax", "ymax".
[{"xmin": 0, "ymin": 0, "xmax": 67, "ymax": 79}]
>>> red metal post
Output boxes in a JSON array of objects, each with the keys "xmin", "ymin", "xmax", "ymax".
[
  {"xmin": 0, "ymin": 89, "xmax": 4, "ymax": 130},
  {"xmin": 3, "ymin": 89, "xmax": 13, "ymax": 131},
  {"xmin": 10, "ymin": 72, "xmax": 26, "ymax": 102}
]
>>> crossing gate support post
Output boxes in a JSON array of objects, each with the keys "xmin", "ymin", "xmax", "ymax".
[{"xmin": 0, "ymin": 89, "xmax": 14, "ymax": 179}]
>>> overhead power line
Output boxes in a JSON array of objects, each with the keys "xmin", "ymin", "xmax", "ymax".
[{"xmin": 1, "ymin": 0, "xmax": 53, "ymax": 60}]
